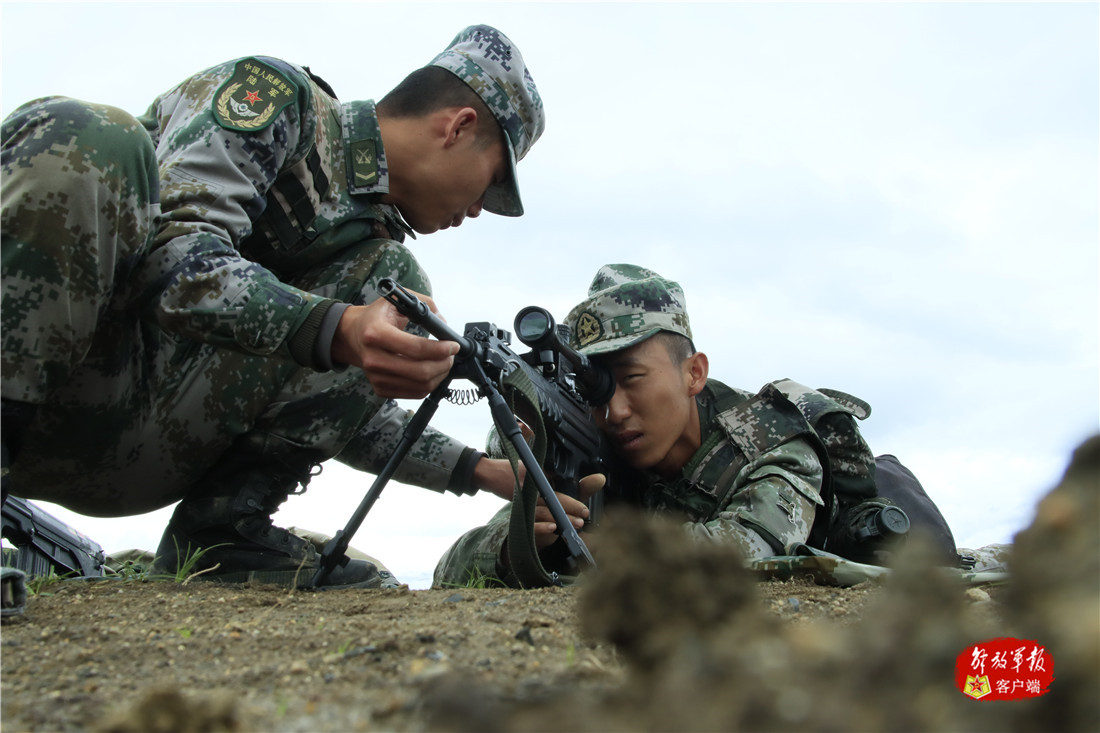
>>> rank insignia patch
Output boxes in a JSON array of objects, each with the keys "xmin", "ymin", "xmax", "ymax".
[
  {"xmin": 349, "ymin": 139, "xmax": 379, "ymax": 187},
  {"xmin": 213, "ymin": 58, "xmax": 299, "ymax": 132}
]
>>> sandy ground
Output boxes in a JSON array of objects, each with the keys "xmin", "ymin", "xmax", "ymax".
[{"xmin": 0, "ymin": 572, "xmax": 889, "ymax": 732}]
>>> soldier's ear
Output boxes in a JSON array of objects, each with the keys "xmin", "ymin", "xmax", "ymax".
[
  {"xmin": 686, "ymin": 352, "xmax": 708, "ymax": 396},
  {"xmin": 442, "ymin": 107, "xmax": 479, "ymax": 148}
]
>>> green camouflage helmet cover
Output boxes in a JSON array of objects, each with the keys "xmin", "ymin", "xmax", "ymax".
[
  {"xmin": 430, "ymin": 24, "xmax": 544, "ymax": 217},
  {"xmin": 565, "ymin": 264, "xmax": 693, "ymax": 357}
]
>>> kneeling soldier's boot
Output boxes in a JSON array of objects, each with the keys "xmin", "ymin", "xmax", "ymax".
[{"xmin": 152, "ymin": 434, "xmax": 383, "ymax": 589}]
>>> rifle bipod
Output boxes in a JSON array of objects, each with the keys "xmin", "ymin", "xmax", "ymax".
[{"xmin": 309, "ymin": 379, "xmax": 449, "ymax": 589}]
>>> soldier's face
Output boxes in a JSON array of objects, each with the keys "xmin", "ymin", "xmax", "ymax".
[
  {"xmin": 390, "ymin": 111, "xmax": 508, "ymax": 235},
  {"xmin": 595, "ymin": 338, "xmax": 704, "ymax": 478}
]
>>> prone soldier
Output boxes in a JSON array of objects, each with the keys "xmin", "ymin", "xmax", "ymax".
[{"xmin": 435, "ymin": 264, "xmax": 960, "ymax": 586}]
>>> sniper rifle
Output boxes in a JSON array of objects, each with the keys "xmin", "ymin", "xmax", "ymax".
[{"xmin": 310, "ymin": 279, "xmax": 615, "ymax": 588}]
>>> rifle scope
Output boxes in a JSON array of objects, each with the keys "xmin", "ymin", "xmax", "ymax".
[
  {"xmin": 514, "ymin": 306, "xmax": 616, "ymax": 406},
  {"xmin": 851, "ymin": 504, "xmax": 911, "ymax": 541}
]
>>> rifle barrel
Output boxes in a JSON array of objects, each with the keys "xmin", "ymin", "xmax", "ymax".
[{"xmin": 378, "ymin": 278, "xmax": 475, "ymax": 357}]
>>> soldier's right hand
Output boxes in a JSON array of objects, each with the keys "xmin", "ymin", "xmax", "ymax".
[{"xmin": 331, "ymin": 294, "xmax": 459, "ymax": 399}]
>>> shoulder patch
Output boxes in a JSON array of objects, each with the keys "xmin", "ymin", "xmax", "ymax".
[{"xmin": 213, "ymin": 57, "xmax": 299, "ymax": 132}]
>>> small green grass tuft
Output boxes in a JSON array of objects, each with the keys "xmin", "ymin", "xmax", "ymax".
[
  {"xmin": 442, "ymin": 565, "xmax": 504, "ymax": 589},
  {"xmin": 152, "ymin": 538, "xmax": 231, "ymax": 583},
  {"xmin": 24, "ymin": 567, "xmax": 74, "ymax": 596}
]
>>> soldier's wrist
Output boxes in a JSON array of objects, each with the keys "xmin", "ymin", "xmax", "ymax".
[{"xmin": 447, "ymin": 447, "xmax": 485, "ymax": 496}]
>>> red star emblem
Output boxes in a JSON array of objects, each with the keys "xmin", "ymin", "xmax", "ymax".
[
  {"xmin": 964, "ymin": 674, "xmax": 991, "ymax": 699},
  {"xmin": 243, "ymin": 90, "xmax": 262, "ymax": 105}
]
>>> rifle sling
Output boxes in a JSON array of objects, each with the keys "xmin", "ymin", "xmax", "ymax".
[{"xmin": 498, "ymin": 368, "xmax": 559, "ymax": 587}]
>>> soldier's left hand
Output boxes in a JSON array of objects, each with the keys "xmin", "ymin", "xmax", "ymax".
[{"xmin": 532, "ymin": 492, "xmax": 591, "ymax": 549}]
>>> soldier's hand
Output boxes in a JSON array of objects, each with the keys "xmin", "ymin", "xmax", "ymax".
[
  {"xmin": 577, "ymin": 473, "xmax": 606, "ymax": 502},
  {"xmin": 534, "ymin": 474, "xmax": 606, "ymax": 549},
  {"xmin": 532, "ymin": 492, "xmax": 591, "ymax": 549},
  {"xmin": 331, "ymin": 294, "xmax": 459, "ymax": 398},
  {"xmin": 499, "ymin": 474, "xmax": 608, "ymax": 565}
]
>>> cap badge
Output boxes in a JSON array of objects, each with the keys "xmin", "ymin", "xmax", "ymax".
[{"xmin": 576, "ymin": 312, "xmax": 602, "ymax": 347}]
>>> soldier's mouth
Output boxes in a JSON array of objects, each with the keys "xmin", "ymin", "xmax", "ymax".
[{"xmin": 614, "ymin": 431, "xmax": 644, "ymax": 451}]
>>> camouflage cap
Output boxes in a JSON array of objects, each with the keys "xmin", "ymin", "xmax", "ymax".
[
  {"xmin": 430, "ymin": 24, "xmax": 545, "ymax": 217},
  {"xmin": 564, "ymin": 264, "xmax": 693, "ymax": 357}
]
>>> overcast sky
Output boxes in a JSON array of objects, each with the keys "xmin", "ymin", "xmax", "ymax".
[{"xmin": 3, "ymin": 2, "xmax": 1097, "ymax": 589}]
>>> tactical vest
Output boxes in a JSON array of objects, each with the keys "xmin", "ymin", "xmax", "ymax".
[{"xmin": 683, "ymin": 379, "xmax": 879, "ymax": 551}]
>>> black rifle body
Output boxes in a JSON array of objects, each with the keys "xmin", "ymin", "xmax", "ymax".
[
  {"xmin": 1, "ymin": 497, "xmax": 107, "ymax": 578},
  {"xmin": 310, "ymin": 280, "xmax": 610, "ymax": 587}
]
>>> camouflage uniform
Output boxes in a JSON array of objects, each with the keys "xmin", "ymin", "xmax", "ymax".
[
  {"xmin": 435, "ymin": 375, "xmax": 831, "ymax": 586},
  {"xmin": 2, "ymin": 26, "xmax": 544, "ymax": 586},
  {"xmin": 436, "ymin": 265, "xmax": 835, "ymax": 586}
]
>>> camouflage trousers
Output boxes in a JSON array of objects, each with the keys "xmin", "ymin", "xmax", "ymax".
[{"xmin": 1, "ymin": 97, "xmax": 432, "ymax": 516}]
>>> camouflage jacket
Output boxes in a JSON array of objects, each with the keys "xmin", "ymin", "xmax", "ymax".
[
  {"xmin": 134, "ymin": 56, "xmax": 413, "ymax": 369},
  {"xmin": 434, "ymin": 379, "xmax": 826, "ymax": 586},
  {"xmin": 1, "ymin": 58, "xmax": 481, "ymax": 510}
]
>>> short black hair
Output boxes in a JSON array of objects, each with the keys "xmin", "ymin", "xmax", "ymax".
[
  {"xmin": 377, "ymin": 66, "xmax": 503, "ymax": 148},
  {"xmin": 651, "ymin": 331, "xmax": 696, "ymax": 365}
]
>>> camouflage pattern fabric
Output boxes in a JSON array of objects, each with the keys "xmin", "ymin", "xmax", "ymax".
[
  {"xmin": 665, "ymin": 379, "xmax": 824, "ymax": 555},
  {"xmin": 134, "ymin": 55, "xmax": 411, "ymax": 362},
  {"xmin": 1, "ymin": 48, "xmax": 501, "ymax": 515},
  {"xmin": 433, "ymin": 378, "xmax": 826, "ymax": 588},
  {"xmin": 749, "ymin": 547, "xmax": 1011, "ymax": 588},
  {"xmin": 565, "ymin": 264, "xmax": 693, "ymax": 357},
  {"xmin": 434, "ymin": 505, "xmax": 513, "ymax": 587},
  {"xmin": 2, "ymin": 98, "xmax": 160, "ymax": 402},
  {"xmin": 956, "ymin": 543, "xmax": 1012, "ymax": 573},
  {"xmin": 430, "ymin": 25, "xmax": 544, "ymax": 216}
]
